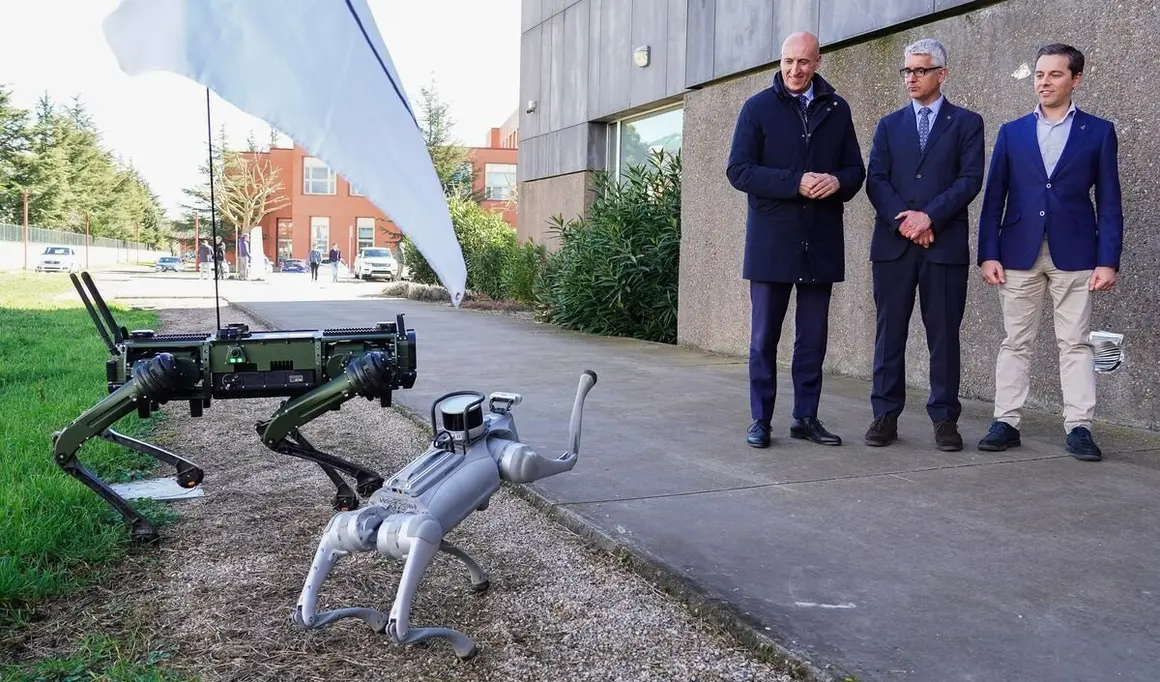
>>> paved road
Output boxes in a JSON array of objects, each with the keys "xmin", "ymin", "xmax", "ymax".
[{"xmin": 100, "ymin": 271, "xmax": 1160, "ymax": 681}]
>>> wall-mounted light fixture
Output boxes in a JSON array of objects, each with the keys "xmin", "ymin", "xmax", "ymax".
[
  {"xmin": 633, "ymin": 45, "xmax": 651, "ymax": 67},
  {"xmin": 1090, "ymin": 330, "xmax": 1125, "ymax": 374},
  {"xmin": 525, "ymin": 100, "xmax": 538, "ymax": 114}
]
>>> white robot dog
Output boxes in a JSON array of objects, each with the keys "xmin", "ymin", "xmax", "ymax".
[{"xmin": 293, "ymin": 370, "xmax": 598, "ymax": 659}]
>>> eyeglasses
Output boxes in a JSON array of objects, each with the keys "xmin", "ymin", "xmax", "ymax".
[{"xmin": 900, "ymin": 67, "xmax": 944, "ymax": 78}]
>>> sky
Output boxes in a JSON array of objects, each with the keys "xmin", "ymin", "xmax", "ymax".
[{"xmin": 0, "ymin": 0, "xmax": 521, "ymax": 218}]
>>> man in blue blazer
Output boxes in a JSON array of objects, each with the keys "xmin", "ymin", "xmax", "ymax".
[
  {"xmin": 727, "ymin": 31, "xmax": 866, "ymax": 449},
  {"xmin": 864, "ymin": 38, "xmax": 985, "ymax": 451},
  {"xmin": 976, "ymin": 43, "xmax": 1123, "ymax": 461}
]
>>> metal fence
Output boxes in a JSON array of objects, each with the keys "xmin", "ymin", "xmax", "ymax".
[{"xmin": 0, "ymin": 222, "xmax": 156, "ymax": 252}]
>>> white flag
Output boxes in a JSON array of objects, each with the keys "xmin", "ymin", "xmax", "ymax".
[{"xmin": 102, "ymin": 0, "xmax": 467, "ymax": 305}]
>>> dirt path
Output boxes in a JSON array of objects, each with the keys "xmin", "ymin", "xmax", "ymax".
[{"xmin": 6, "ymin": 294, "xmax": 796, "ymax": 682}]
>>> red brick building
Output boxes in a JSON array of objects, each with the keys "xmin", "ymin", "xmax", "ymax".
[
  {"xmin": 239, "ymin": 144, "xmax": 402, "ymax": 266},
  {"xmin": 243, "ymin": 110, "xmax": 519, "ymax": 265}
]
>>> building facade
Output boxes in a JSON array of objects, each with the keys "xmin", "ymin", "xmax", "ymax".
[
  {"xmin": 243, "ymin": 143, "xmax": 403, "ymax": 265},
  {"xmin": 518, "ymin": 0, "xmax": 1160, "ymax": 428},
  {"xmin": 465, "ymin": 113, "xmax": 521, "ymax": 228}
]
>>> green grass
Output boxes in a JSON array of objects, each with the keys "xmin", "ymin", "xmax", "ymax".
[
  {"xmin": 0, "ymin": 633, "xmax": 192, "ymax": 682},
  {"xmin": 0, "ymin": 272, "xmax": 170, "ymax": 626}
]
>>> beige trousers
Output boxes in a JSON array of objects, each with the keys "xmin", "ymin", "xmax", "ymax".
[{"xmin": 993, "ymin": 239, "xmax": 1096, "ymax": 433}]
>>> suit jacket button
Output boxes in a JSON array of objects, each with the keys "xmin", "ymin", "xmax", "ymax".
[
  {"xmin": 1046, "ymin": 183, "xmax": 1052, "ymax": 188},
  {"xmin": 1040, "ymin": 210, "xmax": 1046, "ymax": 216},
  {"xmin": 916, "ymin": 173, "xmax": 922, "ymax": 179}
]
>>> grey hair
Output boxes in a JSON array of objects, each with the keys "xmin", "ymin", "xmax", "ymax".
[{"xmin": 904, "ymin": 38, "xmax": 948, "ymax": 68}]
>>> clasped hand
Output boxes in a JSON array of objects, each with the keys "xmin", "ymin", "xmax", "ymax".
[
  {"xmin": 895, "ymin": 210, "xmax": 933, "ymax": 248},
  {"xmin": 798, "ymin": 172, "xmax": 840, "ymax": 200}
]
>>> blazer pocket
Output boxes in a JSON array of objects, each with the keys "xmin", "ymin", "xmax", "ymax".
[{"xmin": 1000, "ymin": 211, "xmax": 1021, "ymax": 228}]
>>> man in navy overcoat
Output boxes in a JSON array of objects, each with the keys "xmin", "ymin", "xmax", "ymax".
[
  {"xmin": 975, "ymin": 43, "xmax": 1123, "ymax": 461},
  {"xmin": 726, "ymin": 31, "xmax": 866, "ymax": 449},
  {"xmin": 864, "ymin": 38, "xmax": 985, "ymax": 451}
]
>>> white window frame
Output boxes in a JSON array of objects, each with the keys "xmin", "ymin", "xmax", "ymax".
[
  {"xmin": 303, "ymin": 157, "xmax": 336, "ymax": 195},
  {"xmin": 484, "ymin": 163, "xmax": 517, "ymax": 201},
  {"xmin": 356, "ymin": 217, "xmax": 375, "ymax": 251},
  {"xmin": 310, "ymin": 216, "xmax": 330, "ymax": 252},
  {"xmin": 349, "ymin": 182, "xmax": 364, "ymax": 196}
]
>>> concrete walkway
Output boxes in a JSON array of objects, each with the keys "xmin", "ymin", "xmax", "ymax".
[{"xmin": 144, "ymin": 273, "xmax": 1158, "ymax": 682}]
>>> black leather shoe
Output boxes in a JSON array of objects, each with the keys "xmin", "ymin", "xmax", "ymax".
[
  {"xmin": 1066, "ymin": 427, "xmax": 1103, "ymax": 461},
  {"xmin": 978, "ymin": 421, "xmax": 1020, "ymax": 451},
  {"xmin": 933, "ymin": 420, "xmax": 963, "ymax": 452},
  {"xmin": 747, "ymin": 420, "xmax": 771, "ymax": 448},
  {"xmin": 790, "ymin": 417, "xmax": 842, "ymax": 446},
  {"xmin": 865, "ymin": 414, "xmax": 898, "ymax": 447}
]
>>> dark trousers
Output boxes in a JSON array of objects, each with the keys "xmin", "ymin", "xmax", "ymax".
[
  {"xmin": 310, "ymin": 262, "xmax": 319, "ymax": 280},
  {"xmin": 871, "ymin": 244, "xmax": 967, "ymax": 423},
  {"xmin": 749, "ymin": 280, "xmax": 833, "ymax": 423}
]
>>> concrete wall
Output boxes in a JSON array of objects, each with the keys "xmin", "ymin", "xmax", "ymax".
[
  {"xmin": 678, "ymin": 0, "xmax": 1160, "ymax": 428},
  {"xmin": 517, "ymin": 171, "xmax": 595, "ymax": 247},
  {"xmin": 519, "ymin": 0, "xmax": 994, "ymax": 185},
  {"xmin": 0, "ymin": 241, "xmax": 168, "ymax": 272}
]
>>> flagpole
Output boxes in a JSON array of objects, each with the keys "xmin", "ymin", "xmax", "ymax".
[{"xmin": 206, "ymin": 87, "xmax": 222, "ymax": 331}]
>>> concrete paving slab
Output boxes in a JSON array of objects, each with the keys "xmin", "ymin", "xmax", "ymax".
[
  {"xmin": 571, "ymin": 451, "xmax": 1160, "ymax": 681},
  {"xmin": 217, "ymin": 291, "xmax": 1160, "ymax": 681}
]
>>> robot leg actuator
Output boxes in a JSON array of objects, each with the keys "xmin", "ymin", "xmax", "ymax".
[
  {"xmin": 256, "ymin": 351, "xmax": 399, "ymax": 511},
  {"xmin": 52, "ymin": 353, "xmax": 203, "ymax": 543},
  {"xmin": 293, "ymin": 507, "xmax": 484, "ymax": 660}
]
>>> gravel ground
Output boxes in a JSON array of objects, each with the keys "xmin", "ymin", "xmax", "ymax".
[{"xmin": 5, "ymin": 286, "xmax": 797, "ymax": 682}]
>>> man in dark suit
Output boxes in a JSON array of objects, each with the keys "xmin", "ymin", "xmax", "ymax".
[
  {"xmin": 976, "ymin": 43, "xmax": 1122, "ymax": 461},
  {"xmin": 726, "ymin": 31, "xmax": 866, "ymax": 449},
  {"xmin": 864, "ymin": 38, "xmax": 985, "ymax": 451}
]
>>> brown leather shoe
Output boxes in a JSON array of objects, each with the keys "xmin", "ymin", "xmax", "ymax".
[{"xmin": 934, "ymin": 420, "xmax": 963, "ymax": 452}]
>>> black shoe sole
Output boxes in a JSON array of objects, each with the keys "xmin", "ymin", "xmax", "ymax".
[
  {"xmin": 865, "ymin": 435, "xmax": 896, "ymax": 447},
  {"xmin": 748, "ymin": 439, "xmax": 770, "ymax": 449},
  {"xmin": 978, "ymin": 439, "xmax": 1021, "ymax": 452},
  {"xmin": 1067, "ymin": 449, "xmax": 1102, "ymax": 462},
  {"xmin": 936, "ymin": 441, "xmax": 964, "ymax": 452},
  {"xmin": 790, "ymin": 431, "xmax": 842, "ymax": 446}
]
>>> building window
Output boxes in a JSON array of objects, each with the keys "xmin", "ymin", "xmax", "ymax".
[
  {"xmin": 277, "ymin": 218, "xmax": 293, "ymax": 262},
  {"xmin": 349, "ymin": 182, "xmax": 364, "ymax": 196},
  {"xmin": 484, "ymin": 163, "xmax": 516, "ymax": 200},
  {"xmin": 310, "ymin": 216, "xmax": 330, "ymax": 252},
  {"xmin": 610, "ymin": 105, "xmax": 683, "ymax": 179},
  {"xmin": 356, "ymin": 217, "xmax": 375, "ymax": 251},
  {"xmin": 303, "ymin": 157, "xmax": 336, "ymax": 195}
]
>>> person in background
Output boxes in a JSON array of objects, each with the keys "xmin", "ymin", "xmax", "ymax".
[
  {"xmin": 328, "ymin": 242, "xmax": 341, "ymax": 283},
  {"xmin": 308, "ymin": 246, "xmax": 322, "ymax": 281},
  {"xmin": 198, "ymin": 239, "xmax": 213, "ymax": 280},
  {"xmin": 238, "ymin": 234, "xmax": 250, "ymax": 280}
]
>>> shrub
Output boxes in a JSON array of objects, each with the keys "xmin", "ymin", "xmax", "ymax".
[
  {"xmin": 400, "ymin": 194, "xmax": 520, "ymax": 300},
  {"xmin": 539, "ymin": 149, "xmax": 681, "ymax": 344}
]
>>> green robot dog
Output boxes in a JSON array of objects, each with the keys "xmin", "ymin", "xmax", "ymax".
[{"xmin": 52, "ymin": 271, "xmax": 417, "ymax": 543}]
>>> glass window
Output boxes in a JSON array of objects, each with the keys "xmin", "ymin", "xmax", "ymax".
[
  {"xmin": 612, "ymin": 106, "xmax": 683, "ymax": 179},
  {"xmin": 311, "ymin": 216, "xmax": 330, "ymax": 252},
  {"xmin": 484, "ymin": 163, "xmax": 516, "ymax": 200},
  {"xmin": 356, "ymin": 217, "xmax": 375, "ymax": 251},
  {"xmin": 349, "ymin": 182, "xmax": 364, "ymax": 196},
  {"xmin": 303, "ymin": 157, "xmax": 336, "ymax": 195},
  {"xmin": 277, "ymin": 219, "xmax": 293, "ymax": 262}
]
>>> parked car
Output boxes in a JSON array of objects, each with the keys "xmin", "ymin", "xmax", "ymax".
[
  {"xmin": 280, "ymin": 258, "xmax": 308, "ymax": 273},
  {"xmin": 35, "ymin": 246, "xmax": 80, "ymax": 273},
  {"xmin": 352, "ymin": 247, "xmax": 397, "ymax": 281},
  {"xmin": 155, "ymin": 255, "xmax": 183, "ymax": 272}
]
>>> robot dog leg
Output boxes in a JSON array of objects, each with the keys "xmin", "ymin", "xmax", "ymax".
[
  {"xmin": 293, "ymin": 507, "xmax": 478, "ymax": 658},
  {"xmin": 293, "ymin": 370, "xmax": 597, "ymax": 659}
]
